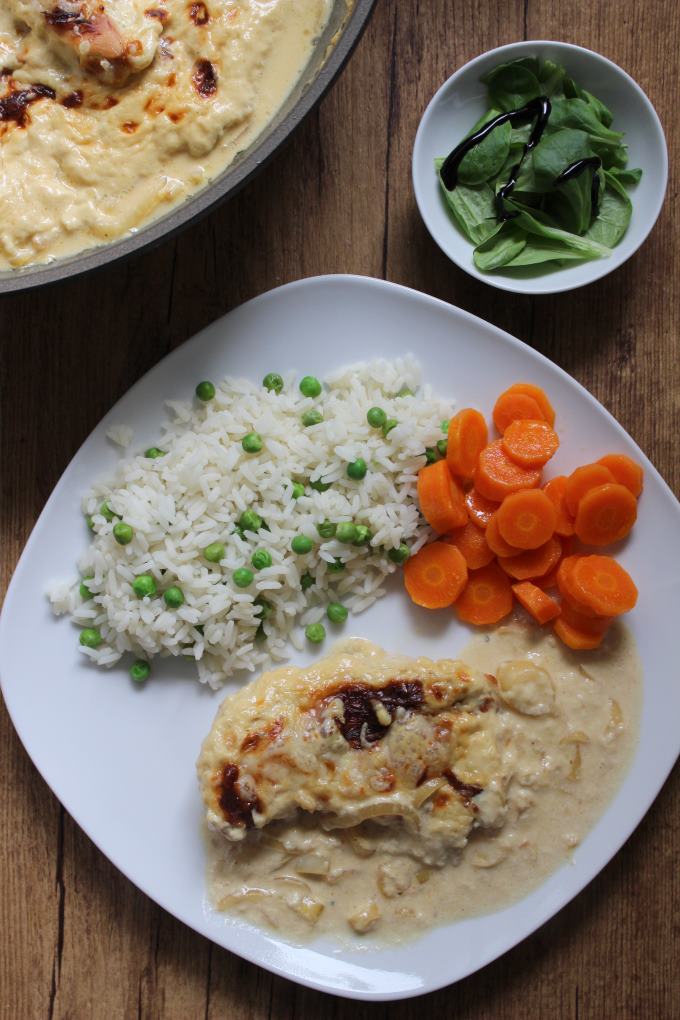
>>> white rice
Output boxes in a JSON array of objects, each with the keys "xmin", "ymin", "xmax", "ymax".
[{"xmin": 49, "ymin": 357, "xmax": 454, "ymax": 687}]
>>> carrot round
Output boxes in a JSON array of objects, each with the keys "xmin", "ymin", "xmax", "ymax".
[
  {"xmin": 403, "ymin": 542, "xmax": 468, "ymax": 609},
  {"xmin": 492, "ymin": 391, "xmax": 545, "ymax": 433},
  {"xmin": 560, "ymin": 599, "xmax": 612, "ymax": 636},
  {"xmin": 496, "ymin": 489, "xmax": 557, "ymax": 550},
  {"xmin": 556, "ymin": 556, "xmax": 598, "ymax": 616},
  {"xmin": 571, "ymin": 555, "xmax": 638, "ymax": 617},
  {"xmin": 574, "ymin": 483, "xmax": 637, "ymax": 546},
  {"xmin": 417, "ymin": 460, "xmax": 467, "ymax": 534},
  {"xmin": 446, "ymin": 521, "xmax": 494, "ymax": 570},
  {"xmin": 474, "ymin": 440, "xmax": 541, "ymax": 502},
  {"xmin": 564, "ymin": 463, "xmax": 615, "ymax": 516},
  {"xmin": 504, "ymin": 383, "xmax": 555, "ymax": 426},
  {"xmin": 543, "ymin": 476, "xmax": 575, "ymax": 537},
  {"xmin": 455, "ymin": 563, "xmax": 513, "ymax": 626},
  {"xmin": 498, "ymin": 536, "xmax": 562, "ymax": 581},
  {"xmin": 512, "ymin": 581, "xmax": 561, "ymax": 624},
  {"xmin": 502, "ymin": 420, "xmax": 559, "ymax": 468},
  {"xmin": 447, "ymin": 409, "xmax": 488, "ymax": 479},
  {"xmin": 554, "ymin": 616, "xmax": 607, "ymax": 651},
  {"xmin": 485, "ymin": 514, "xmax": 523, "ymax": 558},
  {"xmin": 597, "ymin": 454, "xmax": 644, "ymax": 498},
  {"xmin": 465, "ymin": 488, "xmax": 499, "ymax": 529}
]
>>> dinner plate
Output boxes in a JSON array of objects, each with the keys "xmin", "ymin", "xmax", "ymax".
[{"xmin": 2, "ymin": 275, "xmax": 679, "ymax": 1001}]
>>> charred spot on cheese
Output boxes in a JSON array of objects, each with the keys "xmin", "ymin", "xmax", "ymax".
[
  {"xmin": 44, "ymin": 6, "xmax": 90, "ymax": 27},
  {"xmin": 0, "ymin": 83, "xmax": 56, "ymax": 127},
  {"xmin": 330, "ymin": 680, "xmax": 424, "ymax": 748},
  {"xmin": 443, "ymin": 769, "xmax": 483, "ymax": 806},
  {"xmin": 189, "ymin": 2, "xmax": 209, "ymax": 25},
  {"xmin": 121, "ymin": 120, "xmax": 139, "ymax": 133},
  {"xmin": 240, "ymin": 719, "xmax": 283, "ymax": 754},
  {"xmin": 192, "ymin": 58, "xmax": 217, "ymax": 98},
  {"xmin": 61, "ymin": 90, "xmax": 84, "ymax": 108},
  {"xmin": 144, "ymin": 7, "xmax": 168, "ymax": 20},
  {"xmin": 217, "ymin": 763, "xmax": 261, "ymax": 828}
]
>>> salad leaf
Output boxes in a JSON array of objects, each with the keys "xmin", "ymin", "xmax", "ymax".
[
  {"xmin": 608, "ymin": 166, "xmax": 642, "ymax": 187},
  {"xmin": 457, "ymin": 112, "xmax": 512, "ymax": 185},
  {"xmin": 580, "ymin": 89, "xmax": 614, "ymax": 128},
  {"xmin": 512, "ymin": 209, "xmax": 611, "ymax": 259},
  {"xmin": 481, "ymin": 59, "xmax": 541, "ymax": 112},
  {"xmin": 585, "ymin": 171, "xmax": 633, "ymax": 247},
  {"xmin": 505, "ymin": 235, "xmax": 605, "ymax": 266},
  {"xmin": 435, "ymin": 159, "xmax": 502, "ymax": 245},
  {"xmin": 473, "ymin": 224, "xmax": 527, "ymax": 270},
  {"xmin": 548, "ymin": 98, "xmax": 624, "ymax": 143}
]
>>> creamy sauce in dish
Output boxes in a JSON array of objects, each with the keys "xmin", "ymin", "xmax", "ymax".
[
  {"xmin": 200, "ymin": 622, "xmax": 641, "ymax": 943},
  {"xmin": 0, "ymin": 0, "xmax": 330, "ymax": 268}
]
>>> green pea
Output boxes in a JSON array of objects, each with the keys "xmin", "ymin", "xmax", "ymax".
[
  {"xmin": 254, "ymin": 596, "xmax": 272, "ymax": 619},
  {"xmin": 424, "ymin": 446, "xmax": 439, "ymax": 464},
  {"xmin": 305, "ymin": 622, "xmax": 326, "ymax": 644},
  {"xmin": 79, "ymin": 578, "xmax": 94, "ymax": 600},
  {"xmin": 233, "ymin": 568, "xmax": 254, "ymax": 588},
  {"xmin": 291, "ymin": 481, "xmax": 305, "ymax": 499},
  {"xmin": 145, "ymin": 447, "xmax": 165, "ymax": 459},
  {"xmin": 316, "ymin": 520, "xmax": 337, "ymax": 539},
  {"xmin": 382, "ymin": 418, "xmax": 398, "ymax": 437},
  {"xmin": 203, "ymin": 542, "xmax": 225, "ymax": 563},
  {"xmin": 367, "ymin": 406, "xmax": 387, "ymax": 428},
  {"xmin": 132, "ymin": 574, "xmax": 156, "ymax": 598},
  {"xmin": 299, "ymin": 375, "xmax": 322, "ymax": 398},
  {"xmin": 291, "ymin": 535, "xmax": 313, "ymax": 555},
  {"xmin": 301, "ymin": 409, "xmax": 323, "ymax": 427},
  {"xmin": 441, "ymin": 419, "xmax": 450, "ymax": 434},
  {"xmin": 437, "ymin": 439, "xmax": 448, "ymax": 458},
  {"xmin": 242, "ymin": 432, "xmax": 263, "ymax": 454},
  {"xmin": 388, "ymin": 543, "xmax": 410, "ymax": 564},
  {"xmin": 327, "ymin": 558, "xmax": 345, "ymax": 573},
  {"xmin": 100, "ymin": 501, "xmax": 116, "ymax": 522},
  {"xmin": 396, "ymin": 385, "xmax": 415, "ymax": 398},
  {"xmin": 263, "ymin": 372, "xmax": 284, "ymax": 394},
  {"xmin": 79, "ymin": 627, "xmax": 102, "ymax": 649},
  {"xmin": 85, "ymin": 514, "xmax": 95, "ymax": 532},
  {"xmin": 113, "ymin": 522, "xmax": 133, "ymax": 545},
  {"xmin": 251, "ymin": 549, "xmax": 272, "ymax": 570},
  {"xmin": 239, "ymin": 509, "xmax": 263, "ymax": 533},
  {"xmin": 130, "ymin": 660, "xmax": 150, "ymax": 683},
  {"xmin": 300, "ymin": 572, "xmax": 314, "ymax": 591},
  {"xmin": 327, "ymin": 602, "xmax": 348, "ymax": 624},
  {"xmin": 336, "ymin": 522, "xmax": 358, "ymax": 544},
  {"xmin": 354, "ymin": 524, "xmax": 372, "ymax": 546},
  {"xmin": 309, "ymin": 478, "xmax": 331, "ymax": 492},
  {"xmin": 347, "ymin": 458, "xmax": 367, "ymax": 481},
  {"xmin": 233, "ymin": 526, "xmax": 246, "ymax": 540},
  {"xmin": 195, "ymin": 381, "xmax": 216, "ymax": 401},
  {"xmin": 163, "ymin": 586, "xmax": 184, "ymax": 608}
]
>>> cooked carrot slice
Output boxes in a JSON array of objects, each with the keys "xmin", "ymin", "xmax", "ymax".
[
  {"xmin": 496, "ymin": 489, "xmax": 557, "ymax": 550},
  {"xmin": 564, "ymin": 463, "xmax": 616, "ymax": 516},
  {"xmin": 465, "ymin": 488, "xmax": 499, "ymax": 529},
  {"xmin": 556, "ymin": 556, "xmax": 599, "ymax": 616},
  {"xmin": 554, "ymin": 616, "xmax": 607, "ymax": 650},
  {"xmin": 505, "ymin": 383, "xmax": 555, "ymax": 426},
  {"xmin": 417, "ymin": 460, "xmax": 468, "ymax": 534},
  {"xmin": 543, "ymin": 476, "xmax": 575, "ymax": 537},
  {"xmin": 559, "ymin": 599, "xmax": 612, "ymax": 635},
  {"xmin": 474, "ymin": 440, "xmax": 541, "ymax": 502},
  {"xmin": 512, "ymin": 581, "xmax": 561, "ymax": 624},
  {"xmin": 502, "ymin": 420, "xmax": 559, "ymax": 468},
  {"xmin": 571, "ymin": 555, "xmax": 638, "ymax": 617},
  {"xmin": 446, "ymin": 521, "xmax": 494, "ymax": 570},
  {"xmin": 485, "ymin": 514, "xmax": 523, "ymax": 558},
  {"xmin": 597, "ymin": 454, "xmax": 644, "ymax": 498},
  {"xmin": 492, "ymin": 391, "xmax": 545, "ymax": 433},
  {"xmin": 403, "ymin": 542, "xmax": 468, "ymax": 609},
  {"xmin": 498, "ymin": 536, "xmax": 562, "ymax": 581},
  {"xmin": 574, "ymin": 483, "xmax": 637, "ymax": 546},
  {"xmin": 455, "ymin": 563, "xmax": 513, "ymax": 625},
  {"xmin": 447, "ymin": 409, "xmax": 488, "ymax": 479}
]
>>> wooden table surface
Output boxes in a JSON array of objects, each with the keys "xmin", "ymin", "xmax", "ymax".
[{"xmin": 2, "ymin": 1, "xmax": 679, "ymax": 1017}]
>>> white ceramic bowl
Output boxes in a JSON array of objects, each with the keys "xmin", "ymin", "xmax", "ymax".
[{"xmin": 412, "ymin": 40, "xmax": 668, "ymax": 295}]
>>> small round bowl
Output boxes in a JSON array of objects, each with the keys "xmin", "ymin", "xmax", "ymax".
[{"xmin": 412, "ymin": 40, "xmax": 668, "ymax": 295}]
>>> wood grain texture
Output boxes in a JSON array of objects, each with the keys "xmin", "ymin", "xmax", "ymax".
[{"xmin": 1, "ymin": 1, "xmax": 679, "ymax": 1016}]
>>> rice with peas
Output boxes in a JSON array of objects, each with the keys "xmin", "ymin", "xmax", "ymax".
[{"xmin": 49, "ymin": 357, "xmax": 454, "ymax": 688}]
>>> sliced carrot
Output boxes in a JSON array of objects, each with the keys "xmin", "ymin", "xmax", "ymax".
[
  {"xmin": 571, "ymin": 555, "xmax": 638, "ymax": 617},
  {"xmin": 504, "ymin": 383, "xmax": 555, "ymax": 426},
  {"xmin": 403, "ymin": 542, "xmax": 468, "ymax": 609},
  {"xmin": 474, "ymin": 440, "xmax": 541, "ymax": 502},
  {"xmin": 485, "ymin": 513, "xmax": 523, "ymax": 558},
  {"xmin": 554, "ymin": 616, "xmax": 607, "ymax": 651},
  {"xmin": 446, "ymin": 521, "xmax": 494, "ymax": 570},
  {"xmin": 455, "ymin": 563, "xmax": 513, "ymax": 626},
  {"xmin": 512, "ymin": 581, "xmax": 561, "ymax": 625},
  {"xmin": 540, "ymin": 537, "xmax": 570, "ymax": 589},
  {"xmin": 502, "ymin": 419, "xmax": 559, "ymax": 468},
  {"xmin": 574, "ymin": 483, "xmax": 637, "ymax": 546},
  {"xmin": 559, "ymin": 599, "xmax": 612, "ymax": 635},
  {"xmin": 543, "ymin": 476, "xmax": 575, "ymax": 537},
  {"xmin": 496, "ymin": 489, "xmax": 557, "ymax": 550},
  {"xmin": 447, "ymin": 409, "xmax": 488, "ymax": 479},
  {"xmin": 465, "ymin": 487, "xmax": 499, "ymax": 529},
  {"xmin": 556, "ymin": 556, "xmax": 598, "ymax": 616},
  {"xmin": 417, "ymin": 460, "xmax": 468, "ymax": 534},
  {"xmin": 493, "ymin": 391, "xmax": 545, "ymax": 433},
  {"xmin": 498, "ymin": 535, "xmax": 562, "ymax": 581},
  {"xmin": 564, "ymin": 463, "xmax": 616, "ymax": 516},
  {"xmin": 597, "ymin": 454, "xmax": 644, "ymax": 498}
]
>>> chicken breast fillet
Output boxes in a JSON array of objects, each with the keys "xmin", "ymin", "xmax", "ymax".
[{"xmin": 198, "ymin": 641, "xmax": 508, "ymax": 861}]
